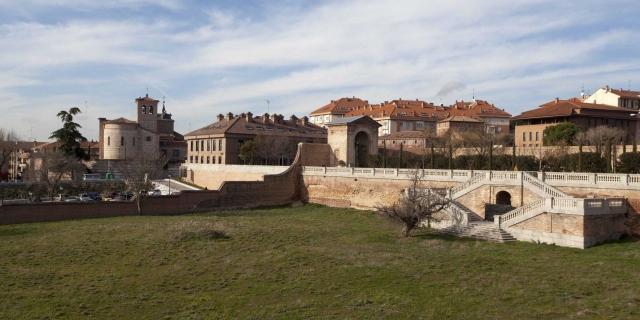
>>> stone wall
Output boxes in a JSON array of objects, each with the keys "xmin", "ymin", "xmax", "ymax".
[
  {"xmin": 507, "ymin": 212, "xmax": 627, "ymax": 249},
  {"xmin": 302, "ymin": 175, "xmax": 457, "ymax": 210},
  {"xmin": 181, "ymin": 164, "xmax": 290, "ymax": 190}
]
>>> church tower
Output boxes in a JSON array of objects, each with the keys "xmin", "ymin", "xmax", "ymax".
[{"xmin": 136, "ymin": 94, "xmax": 159, "ymax": 132}]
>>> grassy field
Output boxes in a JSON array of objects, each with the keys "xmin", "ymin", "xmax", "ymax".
[{"xmin": 1, "ymin": 205, "xmax": 639, "ymax": 319}]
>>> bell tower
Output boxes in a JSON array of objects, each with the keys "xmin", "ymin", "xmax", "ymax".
[{"xmin": 136, "ymin": 94, "xmax": 159, "ymax": 132}]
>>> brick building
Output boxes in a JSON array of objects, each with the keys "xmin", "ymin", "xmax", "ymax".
[
  {"xmin": 184, "ymin": 112, "xmax": 326, "ymax": 165},
  {"xmin": 309, "ymin": 97, "xmax": 511, "ymax": 137},
  {"xmin": 512, "ymin": 98, "xmax": 638, "ymax": 147}
]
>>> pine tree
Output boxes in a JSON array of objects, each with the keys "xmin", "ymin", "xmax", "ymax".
[{"xmin": 49, "ymin": 107, "xmax": 87, "ymax": 160}]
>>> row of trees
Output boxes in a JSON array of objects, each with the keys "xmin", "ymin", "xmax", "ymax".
[
  {"xmin": 366, "ymin": 125, "xmax": 640, "ymax": 173},
  {"xmin": 239, "ymin": 136, "xmax": 299, "ymax": 165}
]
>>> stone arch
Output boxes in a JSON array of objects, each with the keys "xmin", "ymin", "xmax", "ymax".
[
  {"xmin": 496, "ymin": 190, "xmax": 512, "ymax": 206},
  {"xmin": 354, "ymin": 131, "xmax": 370, "ymax": 167}
]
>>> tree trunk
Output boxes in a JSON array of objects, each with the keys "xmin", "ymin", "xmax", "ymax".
[
  {"xmin": 448, "ymin": 143, "xmax": 453, "ymax": 170},
  {"xmin": 578, "ymin": 143, "xmax": 583, "ymax": 172},
  {"xmin": 136, "ymin": 194, "xmax": 142, "ymax": 215},
  {"xmin": 401, "ymin": 225, "xmax": 411, "ymax": 237}
]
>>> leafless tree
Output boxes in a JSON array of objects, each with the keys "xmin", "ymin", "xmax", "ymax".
[
  {"xmin": 377, "ymin": 170, "xmax": 451, "ymax": 237},
  {"xmin": 28, "ymin": 151, "xmax": 86, "ymax": 199},
  {"xmin": 122, "ymin": 159, "xmax": 164, "ymax": 214},
  {"xmin": 0, "ymin": 129, "xmax": 19, "ymax": 180}
]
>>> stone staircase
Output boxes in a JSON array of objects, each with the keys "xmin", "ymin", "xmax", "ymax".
[{"xmin": 436, "ymin": 221, "xmax": 517, "ymax": 242}]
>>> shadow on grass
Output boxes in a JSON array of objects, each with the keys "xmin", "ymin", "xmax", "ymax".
[
  {"xmin": 411, "ymin": 231, "xmax": 477, "ymax": 242},
  {"xmin": 188, "ymin": 203, "xmax": 337, "ymax": 218},
  {"xmin": 589, "ymin": 235, "xmax": 639, "ymax": 248},
  {"xmin": 0, "ymin": 227, "xmax": 32, "ymax": 237}
]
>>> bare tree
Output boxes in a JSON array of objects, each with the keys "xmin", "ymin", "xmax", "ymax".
[
  {"xmin": 0, "ymin": 129, "xmax": 19, "ymax": 181},
  {"xmin": 28, "ymin": 151, "xmax": 86, "ymax": 199},
  {"xmin": 377, "ymin": 170, "xmax": 451, "ymax": 237},
  {"xmin": 122, "ymin": 159, "xmax": 164, "ymax": 215}
]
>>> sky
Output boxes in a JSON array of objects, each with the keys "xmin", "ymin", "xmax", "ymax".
[{"xmin": 0, "ymin": 0, "xmax": 639, "ymax": 141}]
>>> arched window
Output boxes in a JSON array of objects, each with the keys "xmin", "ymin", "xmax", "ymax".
[{"xmin": 142, "ymin": 106, "xmax": 147, "ymax": 114}]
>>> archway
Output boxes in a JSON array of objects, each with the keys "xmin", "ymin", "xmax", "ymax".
[
  {"xmin": 354, "ymin": 131, "xmax": 370, "ymax": 167},
  {"xmin": 496, "ymin": 191, "xmax": 512, "ymax": 206}
]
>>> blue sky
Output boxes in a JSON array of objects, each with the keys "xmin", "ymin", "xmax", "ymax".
[{"xmin": 1, "ymin": 0, "xmax": 639, "ymax": 140}]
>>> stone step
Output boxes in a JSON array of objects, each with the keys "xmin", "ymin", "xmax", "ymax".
[{"xmin": 435, "ymin": 223, "xmax": 517, "ymax": 242}]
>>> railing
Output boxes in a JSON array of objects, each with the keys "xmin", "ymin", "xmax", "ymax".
[
  {"xmin": 495, "ymin": 197, "xmax": 627, "ymax": 228},
  {"xmin": 302, "ymin": 167, "xmax": 640, "ymax": 189},
  {"xmin": 495, "ymin": 199, "xmax": 545, "ymax": 228},
  {"xmin": 450, "ymin": 172, "xmax": 488, "ymax": 198},
  {"xmin": 522, "ymin": 172, "xmax": 568, "ymax": 198}
]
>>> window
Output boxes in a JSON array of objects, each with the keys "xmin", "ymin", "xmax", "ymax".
[
  {"xmin": 190, "ymin": 141, "xmax": 193, "ymax": 151},
  {"xmin": 212, "ymin": 139, "xmax": 216, "ymax": 151},
  {"xmin": 535, "ymin": 132, "xmax": 539, "ymax": 141},
  {"xmin": 529, "ymin": 132, "xmax": 532, "ymax": 141},
  {"xmin": 218, "ymin": 140, "xmax": 222, "ymax": 150},
  {"xmin": 189, "ymin": 156, "xmax": 193, "ymax": 163},
  {"xmin": 196, "ymin": 141, "xmax": 199, "ymax": 151},
  {"xmin": 194, "ymin": 156, "xmax": 198, "ymax": 163},
  {"xmin": 120, "ymin": 137, "xmax": 124, "ymax": 146},
  {"xmin": 207, "ymin": 140, "xmax": 210, "ymax": 151},
  {"xmin": 200, "ymin": 156, "xmax": 204, "ymax": 163},
  {"xmin": 200, "ymin": 140, "xmax": 204, "ymax": 151},
  {"xmin": 218, "ymin": 156, "xmax": 222, "ymax": 164},
  {"xmin": 416, "ymin": 122, "xmax": 423, "ymax": 129},
  {"xmin": 146, "ymin": 136, "xmax": 152, "ymax": 142},
  {"xmin": 212, "ymin": 156, "xmax": 216, "ymax": 164},
  {"xmin": 107, "ymin": 136, "xmax": 111, "ymax": 146},
  {"xmin": 522, "ymin": 132, "xmax": 526, "ymax": 142},
  {"xmin": 149, "ymin": 106, "xmax": 153, "ymax": 114},
  {"xmin": 207, "ymin": 156, "xmax": 210, "ymax": 164},
  {"xmin": 142, "ymin": 106, "xmax": 147, "ymax": 114}
]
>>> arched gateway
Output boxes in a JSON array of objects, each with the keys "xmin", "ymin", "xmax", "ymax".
[{"xmin": 325, "ymin": 116, "xmax": 381, "ymax": 167}]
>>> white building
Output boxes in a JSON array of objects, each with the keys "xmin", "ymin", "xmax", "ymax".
[{"xmin": 584, "ymin": 85, "xmax": 640, "ymax": 110}]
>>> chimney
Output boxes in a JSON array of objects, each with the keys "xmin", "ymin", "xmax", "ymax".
[
  {"xmin": 289, "ymin": 114, "xmax": 298, "ymax": 124},
  {"xmin": 246, "ymin": 112, "xmax": 253, "ymax": 122},
  {"xmin": 226, "ymin": 112, "xmax": 234, "ymax": 121},
  {"xmin": 555, "ymin": 98, "xmax": 560, "ymax": 104},
  {"xmin": 300, "ymin": 116, "xmax": 309, "ymax": 126},
  {"xmin": 217, "ymin": 114, "xmax": 225, "ymax": 122},
  {"xmin": 263, "ymin": 113, "xmax": 270, "ymax": 124}
]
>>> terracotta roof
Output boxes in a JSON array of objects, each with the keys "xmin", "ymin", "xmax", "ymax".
[
  {"xmin": 439, "ymin": 115, "xmax": 482, "ymax": 123},
  {"xmin": 609, "ymin": 88, "xmax": 640, "ymax": 99},
  {"xmin": 325, "ymin": 115, "xmax": 381, "ymax": 127},
  {"xmin": 380, "ymin": 131, "xmax": 429, "ymax": 139},
  {"xmin": 312, "ymin": 97, "xmax": 510, "ymax": 123},
  {"xmin": 310, "ymin": 97, "xmax": 368, "ymax": 115},
  {"xmin": 186, "ymin": 113, "xmax": 327, "ymax": 138},
  {"xmin": 448, "ymin": 99, "xmax": 511, "ymax": 118},
  {"xmin": 513, "ymin": 98, "xmax": 636, "ymax": 120},
  {"xmin": 345, "ymin": 99, "xmax": 446, "ymax": 120}
]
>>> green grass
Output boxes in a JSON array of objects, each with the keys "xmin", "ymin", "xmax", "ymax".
[{"xmin": 1, "ymin": 205, "xmax": 639, "ymax": 319}]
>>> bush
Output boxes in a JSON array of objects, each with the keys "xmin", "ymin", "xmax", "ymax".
[
  {"xmin": 618, "ymin": 153, "xmax": 640, "ymax": 173},
  {"xmin": 543, "ymin": 122, "xmax": 579, "ymax": 146}
]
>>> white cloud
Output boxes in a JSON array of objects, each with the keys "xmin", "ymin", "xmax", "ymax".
[{"xmin": 0, "ymin": 0, "xmax": 638, "ymax": 139}]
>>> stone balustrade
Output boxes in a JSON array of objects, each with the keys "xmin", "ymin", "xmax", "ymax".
[
  {"xmin": 496, "ymin": 197, "xmax": 627, "ymax": 228},
  {"xmin": 303, "ymin": 166, "xmax": 640, "ymax": 190}
]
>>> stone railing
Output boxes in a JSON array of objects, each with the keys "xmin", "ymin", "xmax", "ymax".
[
  {"xmin": 522, "ymin": 172, "xmax": 568, "ymax": 198},
  {"xmin": 495, "ymin": 197, "xmax": 627, "ymax": 228},
  {"xmin": 303, "ymin": 167, "xmax": 640, "ymax": 190},
  {"xmin": 529, "ymin": 171, "xmax": 640, "ymax": 189}
]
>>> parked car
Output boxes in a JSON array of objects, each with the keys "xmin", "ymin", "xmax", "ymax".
[
  {"xmin": 87, "ymin": 192, "xmax": 102, "ymax": 201},
  {"xmin": 64, "ymin": 196, "xmax": 81, "ymax": 202},
  {"xmin": 148, "ymin": 189, "xmax": 162, "ymax": 196},
  {"xmin": 78, "ymin": 194, "xmax": 94, "ymax": 202}
]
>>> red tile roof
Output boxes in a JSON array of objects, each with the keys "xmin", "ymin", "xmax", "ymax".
[
  {"xmin": 513, "ymin": 98, "xmax": 636, "ymax": 120},
  {"xmin": 609, "ymin": 88, "xmax": 640, "ymax": 99},
  {"xmin": 312, "ymin": 98, "xmax": 511, "ymax": 122},
  {"xmin": 310, "ymin": 97, "xmax": 368, "ymax": 115}
]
